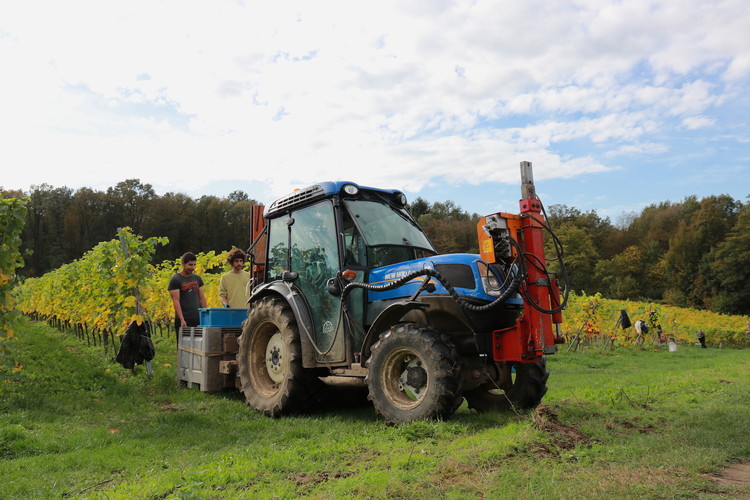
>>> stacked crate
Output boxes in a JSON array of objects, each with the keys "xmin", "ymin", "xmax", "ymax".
[{"xmin": 176, "ymin": 308, "xmax": 246, "ymax": 392}]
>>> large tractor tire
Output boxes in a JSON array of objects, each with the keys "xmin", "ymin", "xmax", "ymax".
[
  {"xmin": 237, "ymin": 296, "xmax": 319, "ymax": 417},
  {"xmin": 464, "ymin": 358, "xmax": 549, "ymax": 413},
  {"xmin": 366, "ymin": 323, "xmax": 462, "ymax": 425}
]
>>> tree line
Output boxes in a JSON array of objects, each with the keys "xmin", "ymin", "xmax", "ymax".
[
  {"xmin": 1, "ymin": 179, "xmax": 256, "ymax": 277},
  {"xmin": 2, "ymin": 180, "xmax": 749, "ymax": 316},
  {"xmin": 411, "ymin": 194, "xmax": 750, "ymax": 316}
]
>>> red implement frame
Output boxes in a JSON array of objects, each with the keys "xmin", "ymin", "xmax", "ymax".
[
  {"xmin": 486, "ymin": 162, "xmax": 564, "ymax": 362},
  {"xmin": 249, "ymin": 205, "xmax": 267, "ymax": 285}
]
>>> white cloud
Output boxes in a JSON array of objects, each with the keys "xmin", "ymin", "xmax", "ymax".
[
  {"xmin": 682, "ymin": 116, "xmax": 717, "ymax": 130},
  {"xmin": 0, "ymin": 0, "xmax": 748, "ymax": 214},
  {"xmin": 604, "ymin": 142, "xmax": 670, "ymax": 158}
]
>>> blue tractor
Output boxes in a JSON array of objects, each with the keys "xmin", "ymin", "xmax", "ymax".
[{"xmin": 239, "ymin": 162, "xmax": 566, "ymax": 424}]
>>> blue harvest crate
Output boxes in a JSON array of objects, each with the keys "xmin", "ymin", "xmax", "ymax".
[{"xmin": 198, "ymin": 307, "xmax": 247, "ymax": 327}]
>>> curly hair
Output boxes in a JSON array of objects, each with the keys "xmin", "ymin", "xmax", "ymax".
[{"xmin": 227, "ymin": 248, "xmax": 246, "ymax": 264}]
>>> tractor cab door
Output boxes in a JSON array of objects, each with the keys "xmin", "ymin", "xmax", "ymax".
[
  {"xmin": 341, "ymin": 208, "xmax": 367, "ymax": 349},
  {"xmin": 266, "ymin": 200, "xmax": 346, "ymax": 364}
]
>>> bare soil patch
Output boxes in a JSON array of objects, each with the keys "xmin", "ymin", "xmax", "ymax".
[
  {"xmin": 532, "ymin": 404, "xmax": 590, "ymax": 451},
  {"xmin": 293, "ymin": 471, "xmax": 352, "ymax": 487},
  {"xmin": 620, "ymin": 419, "xmax": 656, "ymax": 434},
  {"xmin": 711, "ymin": 462, "xmax": 750, "ymax": 489},
  {"xmin": 158, "ymin": 401, "xmax": 179, "ymax": 413}
]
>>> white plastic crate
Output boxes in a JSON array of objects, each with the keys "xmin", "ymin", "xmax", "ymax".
[{"xmin": 177, "ymin": 327, "xmax": 241, "ymax": 392}]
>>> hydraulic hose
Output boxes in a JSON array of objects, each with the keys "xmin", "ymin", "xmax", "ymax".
[{"xmin": 340, "ymin": 266, "xmax": 522, "ymax": 313}]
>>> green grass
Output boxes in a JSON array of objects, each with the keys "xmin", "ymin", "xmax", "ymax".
[{"xmin": 1, "ymin": 318, "xmax": 749, "ymax": 499}]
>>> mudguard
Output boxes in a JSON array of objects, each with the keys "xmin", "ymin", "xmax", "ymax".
[
  {"xmin": 362, "ymin": 300, "xmax": 429, "ymax": 358},
  {"xmin": 248, "ymin": 281, "xmax": 317, "ymax": 368}
]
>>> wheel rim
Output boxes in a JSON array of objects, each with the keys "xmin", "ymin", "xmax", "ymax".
[
  {"xmin": 265, "ymin": 332, "xmax": 286, "ymax": 384},
  {"xmin": 248, "ymin": 322, "xmax": 284, "ymax": 397},
  {"xmin": 381, "ymin": 348, "xmax": 429, "ymax": 409}
]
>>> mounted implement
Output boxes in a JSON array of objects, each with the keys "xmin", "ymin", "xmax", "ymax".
[{"xmin": 238, "ymin": 161, "xmax": 566, "ymax": 424}]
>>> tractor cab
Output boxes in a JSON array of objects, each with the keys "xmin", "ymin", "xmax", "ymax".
[{"xmin": 250, "ymin": 182, "xmax": 441, "ymax": 363}]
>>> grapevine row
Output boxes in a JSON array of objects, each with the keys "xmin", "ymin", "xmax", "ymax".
[
  {"xmin": 15, "ymin": 229, "xmax": 231, "ymax": 349},
  {"xmin": 561, "ymin": 292, "xmax": 749, "ymax": 347},
  {"xmin": 13, "ymin": 228, "xmax": 749, "ymax": 351},
  {"xmin": 1, "ymin": 197, "xmax": 28, "ymax": 367}
]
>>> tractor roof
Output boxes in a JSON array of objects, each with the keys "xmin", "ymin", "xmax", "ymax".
[{"xmin": 265, "ymin": 181, "xmax": 405, "ymax": 218}]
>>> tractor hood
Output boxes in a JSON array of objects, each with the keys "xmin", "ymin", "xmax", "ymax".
[{"xmin": 366, "ymin": 253, "xmax": 523, "ymax": 306}]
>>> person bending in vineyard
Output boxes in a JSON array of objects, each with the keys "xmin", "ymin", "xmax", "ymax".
[
  {"xmin": 697, "ymin": 329, "xmax": 707, "ymax": 348},
  {"xmin": 168, "ymin": 252, "xmax": 207, "ymax": 344},
  {"xmin": 219, "ymin": 248, "xmax": 251, "ymax": 308}
]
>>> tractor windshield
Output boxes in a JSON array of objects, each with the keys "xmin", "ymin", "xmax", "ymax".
[{"xmin": 344, "ymin": 199, "xmax": 436, "ymax": 267}]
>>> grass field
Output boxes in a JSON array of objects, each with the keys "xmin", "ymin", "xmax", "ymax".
[{"xmin": 1, "ymin": 319, "xmax": 749, "ymax": 499}]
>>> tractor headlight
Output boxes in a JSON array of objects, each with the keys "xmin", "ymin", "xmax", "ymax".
[
  {"xmin": 477, "ymin": 261, "xmax": 503, "ymax": 297},
  {"xmin": 342, "ymin": 184, "xmax": 359, "ymax": 195}
]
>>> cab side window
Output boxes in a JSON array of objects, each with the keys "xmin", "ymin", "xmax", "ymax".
[
  {"xmin": 266, "ymin": 217, "xmax": 288, "ymax": 280},
  {"xmin": 342, "ymin": 210, "xmax": 366, "ymax": 266}
]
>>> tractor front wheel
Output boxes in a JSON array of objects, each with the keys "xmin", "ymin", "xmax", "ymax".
[
  {"xmin": 464, "ymin": 359, "xmax": 549, "ymax": 413},
  {"xmin": 238, "ymin": 296, "xmax": 318, "ymax": 417},
  {"xmin": 366, "ymin": 323, "xmax": 462, "ymax": 425}
]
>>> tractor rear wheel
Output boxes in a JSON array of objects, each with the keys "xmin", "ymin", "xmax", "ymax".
[
  {"xmin": 366, "ymin": 323, "xmax": 462, "ymax": 425},
  {"xmin": 238, "ymin": 296, "xmax": 318, "ymax": 417},
  {"xmin": 465, "ymin": 358, "xmax": 549, "ymax": 412}
]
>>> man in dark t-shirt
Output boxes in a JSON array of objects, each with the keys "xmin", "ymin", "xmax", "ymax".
[{"xmin": 168, "ymin": 252, "xmax": 207, "ymax": 343}]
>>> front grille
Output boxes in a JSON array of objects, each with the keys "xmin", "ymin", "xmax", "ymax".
[{"xmin": 434, "ymin": 264, "xmax": 475, "ymax": 289}]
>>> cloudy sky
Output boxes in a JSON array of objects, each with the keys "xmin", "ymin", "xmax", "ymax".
[{"xmin": 1, "ymin": 0, "xmax": 748, "ymax": 221}]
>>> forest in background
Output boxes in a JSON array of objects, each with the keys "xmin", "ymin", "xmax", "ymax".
[
  {"xmin": 410, "ymin": 193, "xmax": 750, "ymax": 316},
  {"xmin": 2, "ymin": 179, "xmax": 749, "ymax": 316},
  {"xmin": 1, "ymin": 179, "xmax": 257, "ymax": 274}
]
